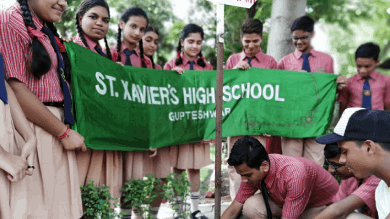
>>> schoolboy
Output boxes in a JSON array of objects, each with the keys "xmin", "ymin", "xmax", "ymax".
[
  {"xmin": 221, "ymin": 136, "xmax": 339, "ymax": 219},
  {"xmin": 316, "ymin": 107, "xmax": 390, "ymax": 219},
  {"xmin": 224, "ymin": 18, "xmax": 279, "ymax": 200},
  {"xmin": 277, "ymin": 15, "xmax": 347, "ymax": 166},
  {"xmin": 338, "ymin": 43, "xmax": 390, "ymax": 115},
  {"xmin": 313, "ymin": 143, "xmax": 380, "ymax": 219}
]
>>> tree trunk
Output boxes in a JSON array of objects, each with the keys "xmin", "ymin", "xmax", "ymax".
[
  {"xmin": 266, "ymin": 0, "xmax": 307, "ymax": 61},
  {"xmin": 246, "ymin": 1, "xmax": 260, "ymax": 18}
]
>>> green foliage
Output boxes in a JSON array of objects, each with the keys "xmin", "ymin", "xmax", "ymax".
[
  {"xmin": 122, "ymin": 175, "xmax": 162, "ymax": 219},
  {"xmin": 164, "ymin": 172, "xmax": 191, "ymax": 218},
  {"xmin": 307, "ymin": 0, "xmax": 372, "ymax": 29},
  {"xmin": 55, "ymin": 0, "xmax": 82, "ymax": 37},
  {"xmin": 326, "ymin": 0, "xmax": 390, "ymax": 76},
  {"xmin": 80, "ymin": 180, "xmax": 123, "ymax": 219},
  {"xmin": 55, "ymin": 0, "xmax": 176, "ymax": 66}
]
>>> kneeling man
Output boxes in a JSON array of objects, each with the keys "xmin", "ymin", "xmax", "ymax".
[
  {"xmin": 314, "ymin": 143, "xmax": 380, "ymax": 219},
  {"xmin": 221, "ymin": 136, "xmax": 339, "ymax": 219}
]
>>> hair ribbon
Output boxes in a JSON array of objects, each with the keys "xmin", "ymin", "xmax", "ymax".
[
  {"xmin": 142, "ymin": 58, "xmax": 151, "ymax": 66},
  {"xmin": 54, "ymin": 36, "xmax": 66, "ymax": 53},
  {"xmin": 27, "ymin": 26, "xmax": 45, "ymax": 40}
]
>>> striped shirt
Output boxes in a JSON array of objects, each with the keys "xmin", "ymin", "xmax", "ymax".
[
  {"xmin": 164, "ymin": 53, "xmax": 213, "ymax": 70},
  {"xmin": 225, "ymin": 49, "xmax": 278, "ymax": 70},
  {"xmin": 338, "ymin": 71, "xmax": 390, "ymax": 110},
  {"xmin": 278, "ymin": 49, "xmax": 334, "ymax": 74},
  {"xmin": 236, "ymin": 154, "xmax": 339, "ymax": 219},
  {"xmin": 110, "ymin": 44, "xmax": 152, "ymax": 68},
  {"xmin": 333, "ymin": 175, "xmax": 380, "ymax": 217},
  {"xmin": 0, "ymin": 4, "xmax": 63, "ymax": 102}
]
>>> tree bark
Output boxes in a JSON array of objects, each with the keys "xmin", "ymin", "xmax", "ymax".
[
  {"xmin": 266, "ymin": 0, "xmax": 307, "ymax": 61},
  {"xmin": 246, "ymin": 1, "xmax": 260, "ymax": 18}
]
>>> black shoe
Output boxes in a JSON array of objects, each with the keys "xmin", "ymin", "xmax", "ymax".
[{"xmin": 190, "ymin": 210, "xmax": 208, "ymax": 219}]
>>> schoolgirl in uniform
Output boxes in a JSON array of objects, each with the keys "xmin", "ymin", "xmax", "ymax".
[
  {"xmin": 111, "ymin": 7, "xmax": 152, "ymax": 69},
  {"xmin": 138, "ymin": 25, "xmax": 172, "ymax": 218},
  {"xmin": 72, "ymin": 0, "xmax": 123, "ymax": 205},
  {"xmin": 142, "ymin": 26, "xmax": 162, "ymax": 69},
  {"xmin": 164, "ymin": 24, "xmax": 213, "ymax": 219},
  {"xmin": 111, "ymin": 8, "xmax": 166, "ymax": 219},
  {"xmin": 0, "ymin": 0, "xmax": 86, "ymax": 218},
  {"xmin": 0, "ymin": 55, "xmax": 37, "ymax": 219}
]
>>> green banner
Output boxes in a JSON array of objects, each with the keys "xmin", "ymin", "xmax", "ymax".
[{"xmin": 66, "ymin": 42, "xmax": 337, "ymax": 151}]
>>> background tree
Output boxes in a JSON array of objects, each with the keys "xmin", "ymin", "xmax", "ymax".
[
  {"xmin": 266, "ymin": 0, "xmax": 306, "ymax": 62},
  {"xmin": 55, "ymin": 0, "xmax": 176, "ymax": 66},
  {"xmin": 50, "ymin": 0, "xmax": 390, "ymax": 73}
]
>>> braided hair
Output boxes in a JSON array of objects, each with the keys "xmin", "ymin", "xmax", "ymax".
[
  {"xmin": 144, "ymin": 26, "xmax": 159, "ymax": 69},
  {"xmin": 227, "ymin": 136, "xmax": 273, "ymax": 219},
  {"xmin": 46, "ymin": 22, "xmax": 71, "ymax": 82},
  {"xmin": 175, "ymin": 24, "xmax": 206, "ymax": 68},
  {"xmin": 117, "ymin": 7, "xmax": 148, "ymax": 67},
  {"xmin": 75, "ymin": 0, "xmax": 112, "ymax": 60},
  {"xmin": 17, "ymin": 0, "xmax": 52, "ymax": 79}
]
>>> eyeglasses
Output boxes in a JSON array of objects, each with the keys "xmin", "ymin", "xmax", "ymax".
[
  {"xmin": 325, "ymin": 158, "xmax": 345, "ymax": 170},
  {"xmin": 292, "ymin": 34, "xmax": 311, "ymax": 41}
]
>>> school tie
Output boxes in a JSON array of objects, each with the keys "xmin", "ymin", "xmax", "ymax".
[
  {"xmin": 301, "ymin": 53, "xmax": 311, "ymax": 72},
  {"xmin": 0, "ymin": 53, "xmax": 7, "ymax": 104},
  {"xmin": 189, "ymin": 61, "xmax": 194, "ymax": 70},
  {"xmin": 95, "ymin": 46, "xmax": 105, "ymax": 57},
  {"xmin": 362, "ymin": 76, "xmax": 372, "ymax": 109},
  {"xmin": 124, "ymin": 50, "xmax": 134, "ymax": 66},
  {"xmin": 246, "ymin": 57, "xmax": 252, "ymax": 67},
  {"xmin": 41, "ymin": 26, "xmax": 74, "ymax": 125},
  {"xmin": 357, "ymin": 180, "xmax": 364, "ymax": 213}
]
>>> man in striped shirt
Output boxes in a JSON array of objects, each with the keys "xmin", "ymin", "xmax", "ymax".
[
  {"xmin": 221, "ymin": 136, "xmax": 339, "ymax": 219},
  {"xmin": 314, "ymin": 143, "xmax": 379, "ymax": 219},
  {"xmin": 316, "ymin": 108, "xmax": 390, "ymax": 219}
]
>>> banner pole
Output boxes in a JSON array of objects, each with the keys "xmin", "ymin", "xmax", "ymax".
[{"xmin": 215, "ymin": 3, "xmax": 224, "ymax": 219}]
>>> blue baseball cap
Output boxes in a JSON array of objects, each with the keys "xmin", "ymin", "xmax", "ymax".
[{"xmin": 316, "ymin": 108, "xmax": 390, "ymax": 144}]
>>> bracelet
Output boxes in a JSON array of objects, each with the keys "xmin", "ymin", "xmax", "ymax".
[{"xmin": 58, "ymin": 126, "xmax": 70, "ymax": 140}]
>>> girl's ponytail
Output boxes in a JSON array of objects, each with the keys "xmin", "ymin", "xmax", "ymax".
[
  {"xmin": 46, "ymin": 22, "xmax": 72, "ymax": 83},
  {"xmin": 116, "ymin": 25, "xmax": 122, "ymax": 62},
  {"xmin": 103, "ymin": 37, "xmax": 112, "ymax": 60},
  {"xmin": 75, "ymin": 16, "xmax": 89, "ymax": 49},
  {"xmin": 139, "ymin": 39, "xmax": 146, "ymax": 68},
  {"xmin": 18, "ymin": 0, "xmax": 51, "ymax": 79},
  {"xmin": 197, "ymin": 51, "xmax": 206, "ymax": 68},
  {"xmin": 175, "ymin": 40, "xmax": 183, "ymax": 66}
]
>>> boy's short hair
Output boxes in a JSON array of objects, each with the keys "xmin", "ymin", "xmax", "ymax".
[
  {"xmin": 227, "ymin": 136, "xmax": 269, "ymax": 169},
  {"xmin": 291, "ymin": 16, "xmax": 314, "ymax": 33},
  {"xmin": 241, "ymin": 18, "xmax": 263, "ymax": 36},
  {"xmin": 355, "ymin": 42, "xmax": 380, "ymax": 61},
  {"xmin": 324, "ymin": 143, "xmax": 341, "ymax": 159}
]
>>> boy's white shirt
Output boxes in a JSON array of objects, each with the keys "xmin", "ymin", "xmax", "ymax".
[{"xmin": 375, "ymin": 180, "xmax": 390, "ymax": 219}]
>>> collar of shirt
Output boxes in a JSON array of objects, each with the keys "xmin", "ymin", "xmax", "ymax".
[
  {"xmin": 293, "ymin": 48, "xmax": 318, "ymax": 60},
  {"xmin": 15, "ymin": 3, "xmax": 43, "ymax": 32},
  {"xmin": 263, "ymin": 155, "xmax": 276, "ymax": 189},
  {"xmin": 356, "ymin": 70, "xmax": 379, "ymax": 81},
  {"xmin": 180, "ymin": 52, "xmax": 200, "ymax": 65},
  {"xmin": 240, "ymin": 48, "xmax": 264, "ymax": 62},
  {"xmin": 120, "ymin": 43, "xmax": 140, "ymax": 57},
  {"xmin": 73, "ymin": 34, "xmax": 102, "ymax": 52}
]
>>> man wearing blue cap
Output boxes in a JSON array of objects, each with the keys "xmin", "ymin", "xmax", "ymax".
[{"xmin": 316, "ymin": 107, "xmax": 390, "ymax": 219}]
